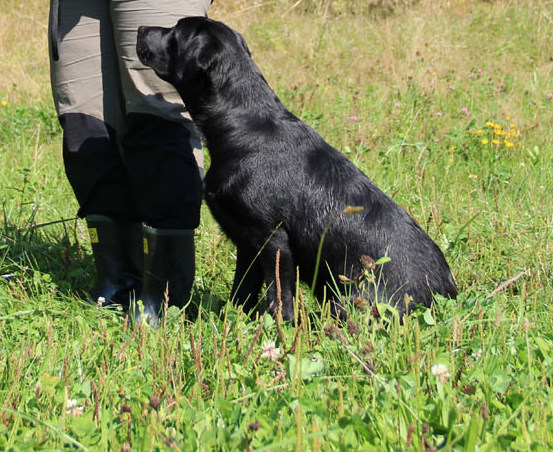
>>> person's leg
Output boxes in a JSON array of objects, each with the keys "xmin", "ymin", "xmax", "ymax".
[
  {"xmin": 110, "ymin": 0, "xmax": 212, "ymax": 322},
  {"xmin": 111, "ymin": 0, "xmax": 211, "ymax": 228},
  {"xmin": 49, "ymin": 0, "xmax": 133, "ymax": 218},
  {"xmin": 49, "ymin": 0, "xmax": 142, "ymax": 305},
  {"xmin": 85, "ymin": 215, "xmax": 143, "ymax": 307}
]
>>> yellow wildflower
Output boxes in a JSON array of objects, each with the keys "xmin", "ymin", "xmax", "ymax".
[
  {"xmin": 1, "ymin": 100, "xmax": 7, "ymax": 107},
  {"xmin": 492, "ymin": 139, "xmax": 501, "ymax": 145},
  {"xmin": 482, "ymin": 139, "xmax": 489, "ymax": 145},
  {"xmin": 474, "ymin": 129, "xmax": 485, "ymax": 135},
  {"xmin": 486, "ymin": 121, "xmax": 495, "ymax": 127},
  {"xmin": 504, "ymin": 140, "xmax": 515, "ymax": 147}
]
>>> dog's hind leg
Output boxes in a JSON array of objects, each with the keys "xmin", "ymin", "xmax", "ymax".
[
  {"xmin": 258, "ymin": 231, "xmax": 296, "ymax": 321},
  {"xmin": 230, "ymin": 247, "xmax": 264, "ymax": 314}
]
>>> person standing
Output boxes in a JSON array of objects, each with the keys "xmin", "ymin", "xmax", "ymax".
[{"xmin": 48, "ymin": 0, "xmax": 213, "ymax": 323}]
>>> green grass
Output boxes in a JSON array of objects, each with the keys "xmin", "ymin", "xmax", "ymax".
[{"xmin": 1, "ymin": 0, "xmax": 553, "ymax": 450}]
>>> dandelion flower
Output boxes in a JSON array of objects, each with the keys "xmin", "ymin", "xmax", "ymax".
[
  {"xmin": 261, "ymin": 340, "xmax": 281, "ymax": 361},
  {"xmin": 474, "ymin": 129, "xmax": 485, "ymax": 135},
  {"xmin": 485, "ymin": 121, "xmax": 495, "ymax": 128},
  {"xmin": 504, "ymin": 140, "xmax": 515, "ymax": 147},
  {"xmin": 1, "ymin": 100, "xmax": 7, "ymax": 107},
  {"xmin": 481, "ymin": 139, "xmax": 489, "ymax": 145},
  {"xmin": 492, "ymin": 139, "xmax": 501, "ymax": 145}
]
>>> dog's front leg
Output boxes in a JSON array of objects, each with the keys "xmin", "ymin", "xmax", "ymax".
[
  {"xmin": 230, "ymin": 246, "xmax": 264, "ymax": 314},
  {"xmin": 259, "ymin": 231, "xmax": 296, "ymax": 321}
]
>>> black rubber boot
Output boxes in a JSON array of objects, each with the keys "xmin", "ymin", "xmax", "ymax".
[
  {"xmin": 86, "ymin": 215, "xmax": 143, "ymax": 307},
  {"xmin": 135, "ymin": 226, "xmax": 195, "ymax": 325}
]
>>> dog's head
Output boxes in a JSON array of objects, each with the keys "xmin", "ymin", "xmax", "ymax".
[{"xmin": 137, "ymin": 17, "xmax": 252, "ymax": 100}]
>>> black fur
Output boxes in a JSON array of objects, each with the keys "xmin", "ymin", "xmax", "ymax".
[
  {"xmin": 49, "ymin": 0, "xmax": 60, "ymax": 61},
  {"xmin": 137, "ymin": 17, "xmax": 457, "ymax": 320}
]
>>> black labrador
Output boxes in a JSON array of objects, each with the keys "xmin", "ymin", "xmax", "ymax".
[{"xmin": 136, "ymin": 17, "xmax": 457, "ymax": 320}]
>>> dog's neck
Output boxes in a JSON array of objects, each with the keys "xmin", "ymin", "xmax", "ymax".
[{"xmin": 183, "ymin": 72, "xmax": 293, "ymax": 155}]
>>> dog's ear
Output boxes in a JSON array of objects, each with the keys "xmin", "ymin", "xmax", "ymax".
[
  {"xmin": 174, "ymin": 28, "xmax": 221, "ymax": 84},
  {"xmin": 173, "ymin": 18, "xmax": 254, "ymax": 91}
]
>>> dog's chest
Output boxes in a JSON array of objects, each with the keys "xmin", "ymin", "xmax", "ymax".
[{"xmin": 203, "ymin": 173, "xmax": 249, "ymax": 235}]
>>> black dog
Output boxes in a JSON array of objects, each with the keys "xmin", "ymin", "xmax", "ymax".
[{"xmin": 136, "ymin": 17, "xmax": 457, "ymax": 320}]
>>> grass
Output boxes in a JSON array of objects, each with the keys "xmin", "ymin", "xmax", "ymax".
[{"xmin": 1, "ymin": 0, "xmax": 553, "ymax": 449}]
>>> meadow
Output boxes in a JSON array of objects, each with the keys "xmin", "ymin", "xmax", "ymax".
[{"xmin": 1, "ymin": 0, "xmax": 553, "ymax": 449}]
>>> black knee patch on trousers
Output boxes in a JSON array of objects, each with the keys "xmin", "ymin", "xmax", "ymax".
[
  {"xmin": 60, "ymin": 113, "xmax": 136, "ymax": 220},
  {"xmin": 122, "ymin": 113, "xmax": 202, "ymax": 229},
  {"xmin": 60, "ymin": 112, "xmax": 203, "ymax": 228}
]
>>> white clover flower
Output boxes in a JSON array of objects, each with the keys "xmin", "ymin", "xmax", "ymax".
[
  {"xmin": 261, "ymin": 340, "xmax": 281, "ymax": 361},
  {"xmin": 431, "ymin": 364, "xmax": 450, "ymax": 384},
  {"xmin": 66, "ymin": 399, "xmax": 84, "ymax": 416}
]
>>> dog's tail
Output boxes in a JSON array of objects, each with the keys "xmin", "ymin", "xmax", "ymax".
[{"xmin": 49, "ymin": 0, "xmax": 60, "ymax": 61}]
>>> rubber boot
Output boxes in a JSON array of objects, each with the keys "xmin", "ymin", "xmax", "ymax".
[
  {"xmin": 86, "ymin": 215, "xmax": 143, "ymax": 307},
  {"xmin": 135, "ymin": 226, "xmax": 195, "ymax": 325}
]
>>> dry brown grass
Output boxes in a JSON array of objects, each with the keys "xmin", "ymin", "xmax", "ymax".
[
  {"xmin": 218, "ymin": 0, "xmax": 552, "ymax": 132},
  {"xmin": 2, "ymin": 0, "xmax": 552, "ymax": 130},
  {"xmin": 0, "ymin": 0, "xmax": 50, "ymax": 103}
]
